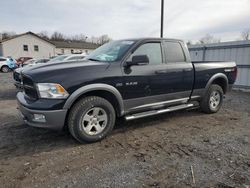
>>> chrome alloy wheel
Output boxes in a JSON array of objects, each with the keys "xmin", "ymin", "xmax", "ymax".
[
  {"xmin": 209, "ymin": 91, "xmax": 221, "ymax": 109},
  {"xmin": 80, "ymin": 107, "xmax": 108, "ymax": 135}
]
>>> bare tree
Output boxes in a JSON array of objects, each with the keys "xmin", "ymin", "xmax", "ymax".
[
  {"xmin": 87, "ymin": 36, "xmax": 99, "ymax": 44},
  {"xmin": 51, "ymin": 31, "xmax": 65, "ymax": 41},
  {"xmin": 1, "ymin": 31, "xmax": 112, "ymax": 45},
  {"xmin": 0, "ymin": 31, "xmax": 16, "ymax": 40},
  {"xmin": 199, "ymin": 34, "xmax": 220, "ymax": 44},
  {"xmin": 37, "ymin": 31, "xmax": 49, "ymax": 40},
  {"xmin": 97, "ymin": 35, "xmax": 112, "ymax": 45},
  {"xmin": 69, "ymin": 34, "xmax": 88, "ymax": 42},
  {"xmin": 241, "ymin": 29, "xmax": 250, "ymax": 40}
]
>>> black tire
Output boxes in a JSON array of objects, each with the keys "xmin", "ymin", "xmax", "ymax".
[
  {"xmin": 1, "ymin": 66, "xmax": 9, "ymax": 73},
  {"xmin": 68, "ymin": 96, "xmax": 116, "ymax": 143},
  {"xmin": 200, "ymin": 84, "xmax": 223, "ymax": 114}
]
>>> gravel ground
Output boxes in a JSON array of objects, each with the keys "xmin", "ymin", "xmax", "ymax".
[{"xmin": 0, "ymin": 72, "xmax": 249, "ymax": 188}]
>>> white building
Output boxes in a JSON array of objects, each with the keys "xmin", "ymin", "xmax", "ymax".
[
  {"xmin": 52, "ymin": 41, "xmax": 99, "ymax": 55},
  {"xmin": 0, "ymin": 31, "xmax": 100, "ymax": 59},
  {"xmin": 0, "ymin": 32, "xmax": 56, "ymax": 59}
]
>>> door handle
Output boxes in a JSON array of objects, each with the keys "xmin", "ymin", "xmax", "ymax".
[{"xmin": 155, "ymin": 70, "xmax": 168, "ymax": 74}]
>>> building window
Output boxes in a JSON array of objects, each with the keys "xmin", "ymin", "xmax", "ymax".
[
  {"xmin": 71, "ymin": 49, "xmax": 74, "ymax": 54},
  {"xmin": 61, "ymin": 49, "xmax": 64, "ymax": 54},
  {"xmin": 34, "ymin": 45, "xmax": 39, "ymax": 51},
  {"xmin": 23, "ymin": 45, "xmax": 28, "ymax": 51}
]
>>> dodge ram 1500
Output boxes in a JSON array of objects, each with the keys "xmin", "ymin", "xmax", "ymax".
[{"xmin": 17, "ymin": 38, "xmax": 237, "ymax": 143}]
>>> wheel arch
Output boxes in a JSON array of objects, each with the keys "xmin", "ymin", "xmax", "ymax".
[
  {"xmin": 63, "ymin": 84, "xmax": 125, "ymax": 117},
  {"xmin": 0, "ymin": 64, "xmax": 8, "ymax": 69},
  {"xmin": 205, "ymin": 73, "xmax": 229, "ymax": 94}
]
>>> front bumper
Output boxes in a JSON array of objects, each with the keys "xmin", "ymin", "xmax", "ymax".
[{"xmin": 17, "ymin": 93, "xmax": 68, "ymax": 131}]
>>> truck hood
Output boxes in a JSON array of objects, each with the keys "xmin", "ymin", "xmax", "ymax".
[{"xmin": 22, "ymin": 60, "xmax": 111, "ymax": 92}]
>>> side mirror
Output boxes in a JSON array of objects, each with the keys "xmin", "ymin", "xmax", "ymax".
[{"xmin": 126, "ymin": 55, "xmax": 149, "ymax": 66}]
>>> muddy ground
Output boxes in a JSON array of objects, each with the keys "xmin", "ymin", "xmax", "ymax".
[{"xmin": 0, "ymin": 72, "xmax": 249, "ymax": 188}]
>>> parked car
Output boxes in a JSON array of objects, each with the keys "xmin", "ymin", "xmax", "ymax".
[
  {"xmin": 47, "ymin": 54, "xmax": 86, "ymax": 63},
  {"xmin": 0, "ymin": 57, "xmax": 17, "ymax": 72},
  {"xmin": 63, "ymin": 54, "xmax": 86, "ymax": 62},
  {"xmin": 16, "ymin": 38, "xmax": 237, "ymax": 143},
  {"xmin": 13, "ymin": 58, "xmax": 50, "ymax": 88},
  {"xmin": 20, "ymin": 59, "xmax": 36, "ymax": 66},
  {"xmin": 22, "ymin": 58, "xmax": 50, "ymax": 67},
  {"xmin": 7, "ymin": 57, "xmax": 18, "ymax": 66},
  {"xmin": 16, "ymin": 57, "xmax": 32, "ymax": 66}
]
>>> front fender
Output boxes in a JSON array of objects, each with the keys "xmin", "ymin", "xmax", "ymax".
[{"xmin": 63, "ymin": 84, "xmax": 124, "ymax": 115}]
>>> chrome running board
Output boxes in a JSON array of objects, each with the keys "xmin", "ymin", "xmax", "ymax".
[{"xmin": 125, "ymin": 103, "xmax": 194, "ymax": 121}]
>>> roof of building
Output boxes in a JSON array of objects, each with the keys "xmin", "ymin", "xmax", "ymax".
[
  {"xmin": 188, "ymin": 40, "xmax": 250, "ymax": 50},
  {"xmin": 51, "ymin": 40, "xmax": 100, "ymax": 49},
  {"xmin": 0, "ymin": 31, "xmax": 99, "ymax": 50},
  {"xmin": 0, "ymin": 31, "xmax": 55, "ymax": 46}
]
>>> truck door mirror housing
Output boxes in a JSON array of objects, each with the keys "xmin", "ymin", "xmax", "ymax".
[{"xmin": 126, "ymin": 55, "xmax": 149, "ymax": 66}]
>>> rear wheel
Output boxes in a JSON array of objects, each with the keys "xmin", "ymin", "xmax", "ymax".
[
  {"xmin": 200, "ymin": 84, "xmax": 223, "ymax": 113},
  {"xmin": 68, "ymin": 96, "xmax": 116, "ymax": 143},
  {"xmin": 1, "ymin": 66, "xmax": 9, "ymax": 73}
]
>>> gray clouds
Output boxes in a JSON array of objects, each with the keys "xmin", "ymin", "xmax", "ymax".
[{"xmin": 0, "ymin": 0, "xmax": 249, "ymax": 41}]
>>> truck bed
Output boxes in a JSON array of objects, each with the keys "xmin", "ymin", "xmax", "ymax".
[{"xmin": 191, "ymin": 61, "xmax": 237, "ymax": 96}]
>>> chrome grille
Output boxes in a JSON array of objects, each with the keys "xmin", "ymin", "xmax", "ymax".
[{"xmin": 22, "ymin": 75, "xmax": 38, "ymax": 100}]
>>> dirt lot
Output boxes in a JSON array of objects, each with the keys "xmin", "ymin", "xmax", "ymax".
[{"xmin": 0, "ymin": 72, "xmax": 249, "ymax": 188}]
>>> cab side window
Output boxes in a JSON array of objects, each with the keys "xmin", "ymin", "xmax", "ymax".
[
  {"xmin": 128, "ymin": 43, "xmax": 162, "ymax": 64},
  {"xmin": 164, "ymin": 42, "xmax": 185, "ymax": 62}
]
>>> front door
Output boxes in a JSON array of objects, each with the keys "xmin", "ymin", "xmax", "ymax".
[{"xmin": 122, "ymin": 41, "xmax": 167, "ymax": 113}]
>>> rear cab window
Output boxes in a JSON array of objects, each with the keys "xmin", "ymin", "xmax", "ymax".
[{"xmin": 164, "ymin": 41, "xmax": 186, "ymax": 63}]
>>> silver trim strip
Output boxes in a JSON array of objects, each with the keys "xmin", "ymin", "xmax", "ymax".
[{"xmin": 131, "ymin": 97, "xmax": 189, "ymax": 110}]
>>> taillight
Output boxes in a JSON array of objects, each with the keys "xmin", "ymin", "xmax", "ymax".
[{"xmin": 232, "ymin": 67, "xmax": 237, "ymax": 81}]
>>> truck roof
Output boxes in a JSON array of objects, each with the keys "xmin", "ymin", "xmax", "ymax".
[{"xmin": 119, "ymin": 38, "xmax": 184, "ymax": 43}]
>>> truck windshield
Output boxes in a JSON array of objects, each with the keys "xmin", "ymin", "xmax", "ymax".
[{"xmin": 86, "ymin": 40, "xmax": 135, "ymax": 62}]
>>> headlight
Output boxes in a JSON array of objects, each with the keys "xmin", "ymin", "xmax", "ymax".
[{"xmin": 36, "ymin": 83, "xmax": 69, "ymax": 99}]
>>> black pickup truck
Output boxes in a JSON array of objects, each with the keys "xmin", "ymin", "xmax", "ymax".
[{"xmin": 16, "ymin": 38, "xmax": 237, "ymax": 143}]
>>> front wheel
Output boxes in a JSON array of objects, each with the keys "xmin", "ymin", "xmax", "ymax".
[
  {"xmin": 1, "ymin": 66, "xmax": 10, "ymax": 73},
  {"xmin": 200, "ymin": 84, "xmax": 223, "ymax": 113},
  {"xmin": 68, "ymin": 96, "xmax": 116, "ymax": 143}
]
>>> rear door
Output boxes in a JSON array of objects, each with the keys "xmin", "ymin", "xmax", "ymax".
[{"xmin": 161, "ymin": 40, "xmax": 194, "ymax": 99}]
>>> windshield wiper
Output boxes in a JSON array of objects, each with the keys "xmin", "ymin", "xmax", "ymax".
[{"xmin": 88, "ymin": 58, "xmax": 101, "ymax": 62}]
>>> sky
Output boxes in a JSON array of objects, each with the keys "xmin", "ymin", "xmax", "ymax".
[{"xmin": 0, "ymin": 0, "xmax": 250, "ymax": 42}]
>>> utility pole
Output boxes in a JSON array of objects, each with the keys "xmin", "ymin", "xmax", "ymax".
[{"xmin": 160, "ymin": 0, "xmax": 164, "ymax": 38}]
